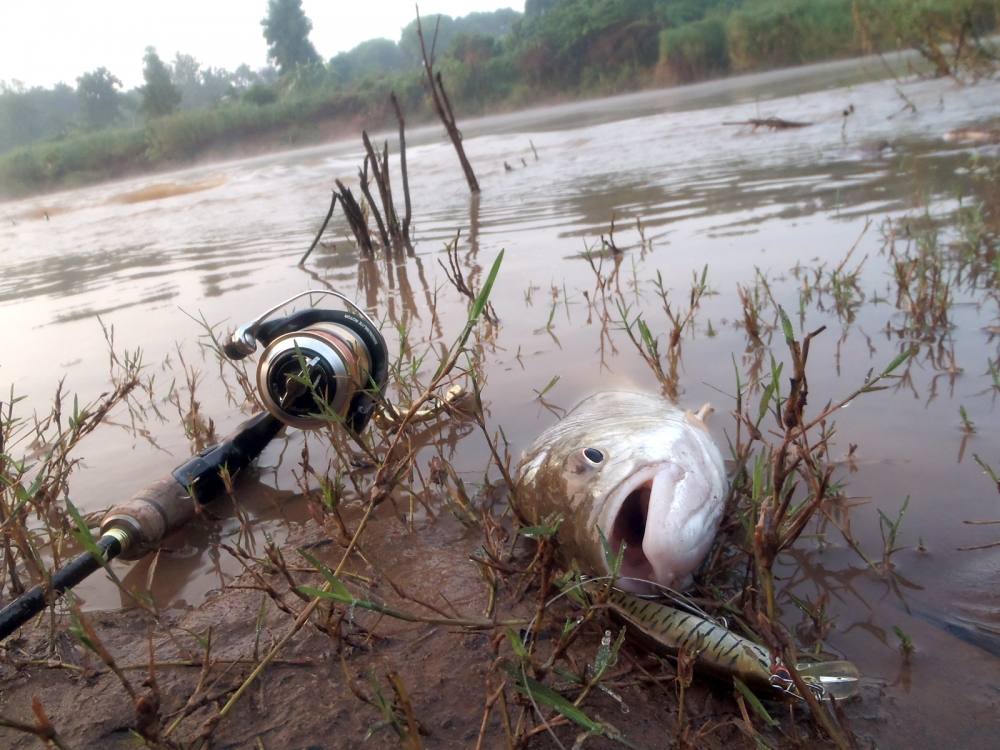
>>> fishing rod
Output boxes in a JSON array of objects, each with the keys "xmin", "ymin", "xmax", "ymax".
[
  {"xmin": 0, "ymin": 290, "xmax": 404, "ymax": 640},
  {"xmin": 0, "ymin": 412, "xmax": 283, "ymax": 639}
]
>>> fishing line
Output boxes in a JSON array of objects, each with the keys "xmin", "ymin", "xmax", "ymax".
[
  {"xmin": 515, "ymin": 573, "xmax": 684, "ymax": 749},
  {"xmin": 514, "ymin": 570, "xmax": 857, "ymax": 742}
]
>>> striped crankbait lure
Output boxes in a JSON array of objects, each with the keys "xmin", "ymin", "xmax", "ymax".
[{"xmin": 589, "ymin": 583, "xmax": 860, "ymax": 701}]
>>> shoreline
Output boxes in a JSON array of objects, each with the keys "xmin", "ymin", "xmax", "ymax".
[{"xmin": 0, "ymin": 48, "xmax": 932, "ymax": 205}]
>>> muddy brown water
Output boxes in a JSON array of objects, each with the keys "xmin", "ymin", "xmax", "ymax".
[{"xmin": 2, "ymin": 55, "xmax": 1000, "ymax": 747}]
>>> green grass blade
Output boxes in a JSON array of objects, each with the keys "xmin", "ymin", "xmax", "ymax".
[
  {"xmin": 508, "ymin": 664, "xmax": 603, "ymax": 734},
  {"xmin": 66, "ymin": 498, "xmax": 105, "ymax": 563},
  {"xmin": 881, "ymin": 347, "xmax": 914, "ymax": 376},
  {"xmin": 778, "ymin": 306, "xmax": 794, "ymax": 345},
  {"xmin": 297, "ymin": 548, "xmax": 353, "ymax": 601},
  {"xmin": 733, "ymin": 677, "xmax": 778, "ymax": 727},
  {"xmin": 470, "ymin": 249, "xmax": 504, "ymax": 323}
]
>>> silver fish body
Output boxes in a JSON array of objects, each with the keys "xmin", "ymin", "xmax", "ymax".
[{"xmin": 515, "ymin": 391, "xmax": 728, "ymax": 594}]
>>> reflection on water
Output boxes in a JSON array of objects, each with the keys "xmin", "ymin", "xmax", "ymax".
[{"xmin": 2, "ymin": 55, "xmax": 1000, "ymax": 747}]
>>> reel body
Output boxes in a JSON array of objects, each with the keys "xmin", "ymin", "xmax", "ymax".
[{"xmin": 224, "ymin": 291, "xmax": 389, "ymax": 432}]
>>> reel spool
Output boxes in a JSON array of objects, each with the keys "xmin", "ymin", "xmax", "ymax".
[{"xmin": 224, "ymin": 291, "xmax": 389, "ymax": 431}]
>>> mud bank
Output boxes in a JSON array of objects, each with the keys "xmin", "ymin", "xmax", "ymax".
[{"xmin": 2, "ymin": 510, "xmax": 899, "ymax": 749}]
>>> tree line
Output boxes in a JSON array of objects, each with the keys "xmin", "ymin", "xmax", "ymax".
[
  {"xmin": 1, "ymin": 0, "xmax": 997, "ymax": 197},
  {"xmin": 0, "ymin": 51, "xmax": 274, "ymax": 154}
]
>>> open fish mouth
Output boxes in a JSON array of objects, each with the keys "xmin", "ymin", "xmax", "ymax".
[{"xmin": 606, "ymin": 462, "xmax": 701, "ymax": 594}]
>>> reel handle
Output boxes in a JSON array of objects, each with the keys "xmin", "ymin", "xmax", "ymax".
[{"xmin": 222, "ymin": 338, "xmax": 252, "ymax": 360}]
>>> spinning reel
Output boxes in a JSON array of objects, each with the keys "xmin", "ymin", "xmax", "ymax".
[
  {"xmin": 223, "ymin": 290, "xmax": 389, "ymax": 432},
  {"xmin": 0, "ymin": 290, "xmax": 459, "ymax": 639}
]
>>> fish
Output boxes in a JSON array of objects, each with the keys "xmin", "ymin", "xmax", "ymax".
[
  {"xmin": 515, "ymin": 391, "xmax": 728, "ymax": 595},
  {"xmin": 587, "ymin": 582, "xmax": 860, "ymax": 701}
]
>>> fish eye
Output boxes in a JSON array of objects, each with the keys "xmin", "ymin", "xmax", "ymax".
[{"xmin": 582, "ymin": 448, "xmax": 604, "ymax": 464}]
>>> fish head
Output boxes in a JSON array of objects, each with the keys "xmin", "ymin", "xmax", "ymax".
[{"xmin": 516, "ymin": 392, "xmax": 728, "ymax": 595}]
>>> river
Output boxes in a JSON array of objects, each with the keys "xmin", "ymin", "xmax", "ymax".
[{"xmin": 1, "ymin": 54, "xmax": 999, "ymax": 747}]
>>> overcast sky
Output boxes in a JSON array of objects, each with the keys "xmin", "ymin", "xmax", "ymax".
[{"xmin": 0, "ymin": 1, "xmax": 524, "ymax": 90}]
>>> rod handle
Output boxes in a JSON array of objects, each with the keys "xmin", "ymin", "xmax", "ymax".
[{"xmin": 100, "ymin": 477, "xmax": 195, "ymax": 560}]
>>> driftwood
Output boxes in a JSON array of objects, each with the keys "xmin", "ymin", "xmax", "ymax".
[
  {"xmin": 298, "ymin": 191, "xmax": 338, "ymax": 266},
  {"xmin": 390, "ymin": 93, "xmax": 414, "ymax": 249},
  {"xmin": 358, "ymin": 128, "xmax": 414, "ymax": 257},
  {"xmin": 723, "ymin": 118, "xmax": 813, "ymax": 131},
  {"xmin": 359, "ymin": 152, "xmax": 391, "ymax": 249},
  {"xmin": 299, "ymin": 93, "xmax": 415, "ymax": 265},
  {"xmin": 364, "ymin": 134, "xmax": 399, "ymax": 244},
  {"xmin": 296, "ymin": 178, "xmax": 378, "ymax": 262},
  {"xmin": 335, "ymin": 179, "xmax": 375, "ymax": 256},
  {"xmin": 415, "ymin": 8, "xmax": 480, "ymax": 194}
]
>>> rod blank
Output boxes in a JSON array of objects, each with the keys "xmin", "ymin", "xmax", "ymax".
[{"xmin": 0, "ymin": 535, "xmax": 122, "ymax": 639}]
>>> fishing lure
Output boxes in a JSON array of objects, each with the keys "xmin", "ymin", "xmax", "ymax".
[{"xmin": 586, "ymin": 581, "xmax": 860, "ymax": 701}]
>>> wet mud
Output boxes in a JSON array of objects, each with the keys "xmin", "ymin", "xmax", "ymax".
[{"xmin": 0, "ymin": 507, "xmax": 899, "ymax": 750}]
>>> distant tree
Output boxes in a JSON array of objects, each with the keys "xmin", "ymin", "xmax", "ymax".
[
  {"xmin": 243, "ymin": 83, "xmax": 278, "ymax": 106},
  {"xmin": 233, "ymin": 63, "xmax": 257, "ymax": 90},
  {"xmin": 511, "ymin": 0, "xmax": 664, "ymax": 85},
  {"xmin": 171, "ymin": 52, "xmax": 202, "ymax": 107},
  {"xmin": 258, "ymin": 66, "xmax": 281, "ymax": 85},
  {"xmin": 170, "ymin": 53, "xmax": 234, "ymax": 109},
  {"xmin": 524, "ymin": 0, "xmax": 560, "ymax": 20},
  {"xmin": 0, "ymin": 79, "xmax": 26, "ymax": 95},
  {"xmin": 76, "ymin": 67, "xmax": 122, "ymax": 129},
  {"xmin": 140, "ymin": 47, "xmax": 181, "ymax": 118},
  {"xmin": 330, "ymin": 39, "xmax": 404, "ymax": 83},
  {"xmin": 653, "ymin": 0, "xmax": 733, "ymax": 28},
  {"xmin": 450, "ymin": 33, "xmax": 499, "ymax": 66},
  {"xmin": 261, "ymin": 0, "xmax": 321, "ymax": 75},
  {"xmin": 398, "ymin": 10, "xmax": 519, "ymax": 66},
  {"xmin": 659, "ymin": 17, "xmax": 729, "ymax": 81},
  {"xmin": 0, "ymin": 84, "xmax": 39, "ymax": 153},
  {"xmin": 0, "ymin": 82, "xmax": 77, "ymax": 153},
  {"xmin": 198, "ymin": 67, "xmax": 237, "ymax": 106}
]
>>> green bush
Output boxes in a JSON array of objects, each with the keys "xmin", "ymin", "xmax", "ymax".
[
  {"xmin": 857, "ymin": 0, "xmax": 999, "ymax": 74},
  {"xmin": 726, "ymin": 0, "xmax": 858, "ymax": 72},
  {"xmin": 0, "ymin": 149, "xmax": 44, "ymax": 193},
  {"xmin": 0, "ymin": 127, "xmax": 148, "ymax": 196},
  {"xmin": 243, "ymin": 84, "xmax": 278, "ymax": 106},
  {"xmin": 659, "ymin": 17, "xmax": 730, "ymax": 81}
]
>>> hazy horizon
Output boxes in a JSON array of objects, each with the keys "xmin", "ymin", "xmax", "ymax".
[{"xmin": 0, "ymin": 1, "xmax": 524, "ymax": 90}]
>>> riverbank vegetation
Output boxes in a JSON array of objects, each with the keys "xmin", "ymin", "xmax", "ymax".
[{"xmin": 1, "ymin": 0, "xmax": 998, "ymax": 198}]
